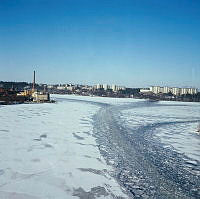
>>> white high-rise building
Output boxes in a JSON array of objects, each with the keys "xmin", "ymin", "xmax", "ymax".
[
  {"xmin": 150, "ymin": 86, "xmax": 198, "ymax": 96},
  {"xmin": 188, "ymin": 88, "xmax": 198, "ymax": 94},
  {"xmin": 180, "ymin": 88, "xmax": 188, "ymax": 95},
  {"xmin": 171, "ymin": 87, "xmax": 180, "ymax": 96},
  {"xmin": 112, "ymin": 84, "xmax": 117, "ymax": 91},
  {"xmin": 103, "ymin": 84, "xmax": 109, "ymax": 90},
  {"xmin": 96, "ymin": 84, "xmax": 103, "ymax": 89},
  {"xmin": 180, "ymin": 88, "xmax": 197, "ymax": 95},
  {"xmin": 163, "ymin": 86, "xmax": 170, "ymax": 93},
  {"xmin": 150, "ymin": 86, "xmax": 161, "ymax": 94}
]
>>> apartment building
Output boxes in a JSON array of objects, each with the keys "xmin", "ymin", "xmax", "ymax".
[{"xmin": 150, "ymin": 86, "xmax": 198, "ymax": 96}]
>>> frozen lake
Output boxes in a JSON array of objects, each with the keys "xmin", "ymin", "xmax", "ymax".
[{"xmin": 0, "ymin": 94, "xmax": 199, "ymax": 198}]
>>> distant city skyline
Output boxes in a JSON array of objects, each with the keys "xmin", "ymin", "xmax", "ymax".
[{"xmin": 0, "ymin": 0, "xmax": 200, "ymax": 88}]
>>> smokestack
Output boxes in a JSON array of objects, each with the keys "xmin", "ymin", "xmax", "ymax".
[{"xmin": 33, "ymin": 70, "xmax": 36, "ymax": 91}]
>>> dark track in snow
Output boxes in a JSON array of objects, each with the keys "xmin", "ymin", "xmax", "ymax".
[
  {"xmin": 93, "ymin": 102, "xmax": 200, "ymax": 199},
  {"xmin": 59, "ymin": 97, "xmax": 200, "ymax": 198}
]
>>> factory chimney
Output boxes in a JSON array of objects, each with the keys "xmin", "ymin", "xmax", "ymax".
[{"xmin": 32, "ymin": 70, "xmax": 36, "ymax": 92}]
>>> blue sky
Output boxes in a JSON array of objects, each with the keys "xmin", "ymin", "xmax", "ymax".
[{"xmin": 0, "ymin": 0, "xmax": 200, "ymax": 88}]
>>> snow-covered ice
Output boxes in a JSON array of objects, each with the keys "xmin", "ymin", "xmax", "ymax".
[
  {"xmin": 0, "ymin": 94, "xmax": 200, "ymax": 198},
  {"xmin": 121, "ymin": 100, "xmax": 200, "ymax": 161},
  {"xmin": 0, "ymin": 95, "xmax": 128, "ymax": 199}
]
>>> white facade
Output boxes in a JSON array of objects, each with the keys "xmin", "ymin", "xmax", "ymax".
[
  {"xmin": 57, "ymin": 86, "xmax": 65, "ymax": 90},
  {"xmin": 180, "ymin": 88, "xmax": 197, "ymax": 95},
  {"xmin": 111, "ymin": 85, "xmax": 125, "ymax": 91},
  {"xmin": 111, "ymin": 84, "xmax": 117, "ymax": 91},
  {"xmin": 32, "ymin": 92, "xmax": 50, "ymax": 102},
  {"xmin": 95, "ymin": 84, "xmax": 125, "ymax": 91},
  {"xmin": 47, "ymin": 85, "xmax": 54, "ymax": 89},
  {"xmin": 96, "ymin": 84, "xmax": 103, "ymax": 89},
  {"xmin": 150, "ymin": 86, "xmax": 161, "ymax": 94},
  {"xmin": 140, "ymin": 88, "xmax": 151, "ymax": 93},
  {"xmin": 163, "ymin": 86, "xmax": 170, "ymax": 93},
  {"xmin": 150, "ymin": 86, "xmax": 198, "ymax": 96},
  {"xmin": 66, "ymin": 86, "xmax": 75, "ymax": 91},
  {"xmin": 103, "ymin": 84, "xmax": 110, "ymax": 90},
  {"xmin": 171, "ymin": 87, "xmax": 180, "ymax": 96},
  {"xmin": 189, "ymin": 88, "xmax": 198, "ymax": 94}
]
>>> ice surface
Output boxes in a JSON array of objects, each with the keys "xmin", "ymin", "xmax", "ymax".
[
  {"xmin": 0, "ymin": 96, "xmax": 128, "ymax": 199},
  {"xmin": 121, "ymin": 100, "xmax": 200, "ymax": 161},
  {"xmin": 52, "ymin": 94, "xmax": 142, "ymax": 106},
  {"xmin": 0, "ymin": 94, "xmax": 199, "ymax": 199}
]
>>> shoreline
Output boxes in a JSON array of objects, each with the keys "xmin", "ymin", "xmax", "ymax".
[
  {"xmin": 51, "ymin": 93, "xmax": 200, "ymax": 103},
  {"xmin": 1, "ymin": 93, "xmax": 200, "ymax": 105},
  {"xmin": 0, "ymin": 100, "xmax": 56, "ymax": 105}
]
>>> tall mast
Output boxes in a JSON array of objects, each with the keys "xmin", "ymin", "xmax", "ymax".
[{"xmin": 32, "ymin": 70, "xmax": 36, "ymax": 92}]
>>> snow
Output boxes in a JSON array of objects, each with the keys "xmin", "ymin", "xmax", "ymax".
[
  {"xmin": 0, "ymin": 94, "xmax": 199, "ymax": 198},
  {"xmin": 121, "ymin": 100, "xmax": 200, "ymax": 161},
  {"xmin": 52, "ymin": 94, "xmax": 142, "ymax": 105},
  {"xmin": 0, "ymin": 96, "xmax": 128, "ymax": 199}
]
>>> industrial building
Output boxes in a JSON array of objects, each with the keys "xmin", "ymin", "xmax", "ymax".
[
  {"xmin": 32, "ymin": 91, "xmax": 50, "ymax": 102},
  {"xmin": 31, "ymin": 71, "xmax": 50, "ymax": 102},
  {"xmin": 17, "ymin": 71, "xmax": 51, "ymax": 103}
]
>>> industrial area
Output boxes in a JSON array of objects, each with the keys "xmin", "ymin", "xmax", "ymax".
[{"xmin": 0, "ymin": 71, "xmax": 51, "ymax": 105}]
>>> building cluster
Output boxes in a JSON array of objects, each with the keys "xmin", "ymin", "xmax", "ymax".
[
  {"xmin": 0, "ymin": 87, "xmax": 28, "ymax": 105},
  {"xmin": 46, "ymin": 83, "xmax": 131, "ymax": 98},
  {"xmin": 49, "ymin": 84, "xmax": 93, "ymax": 92},
  {"xmin": 94, "ymin": 84, "xmax": 126, "ymax": 92},
  {"xmin": 17, "ymin": 71, "xmax": 50, "ymax": 103},
  {"xmin": 140, "ymin": 86, "xmax": 198, "ymax": 96},
  {"xmin": 47, "ymin": 83, "xmax": 126, "ymax": 93},
  {"xmin": 1, "ymin": 76, "xmax": 199, "ymax": 103}
]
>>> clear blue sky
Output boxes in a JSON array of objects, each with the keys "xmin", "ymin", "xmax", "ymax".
[{"xmin": 0, "ymin": 0, "xmax": 200, "ymax": 88}]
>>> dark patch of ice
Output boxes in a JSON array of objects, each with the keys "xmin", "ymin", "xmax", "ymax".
[
  {"xmin": 33, "ymin": 138, "xmax": 41, "ymax": 141},
  {"xmin": 78, "ymin": 168, "xmax": 108, "ymax": 178},
  {"xmin": 0, "ymin": 130, "xmax": 9, "ymax": 132},
  {"xmin": 84, "ymin": 155, "xmax": 92, "ymax": 158},
  {"xmin": 96, "ymin": 158, "xmax": 103, "ymax": 163},
  {"xmin": 185, "ymin": 160, "xmax": 198, "ymax": 167},
  {"xmin": 73, "ymin": 133, "xmax": 85, "ymax": 140},
  {"xmin": 0, "ymin": 169, "xmax": 4, "ymax": 175},
  {"xmin": 44, "ymin": 143, "xmax": 53, "ymax": 148},
  {"xmin": 83, "ymin": 131, "xmax": 91, "ymax": 136},
  {"xmin": 72, "ymin": 186, "xmax": 109, "ymax": 199},
  {"xmin": 76, "ymin": 142, "xmax": 97, "ymax": 147},
  {"xmin": 31, "ymin": 159, "xmax": 40, "ymax": 162},
  {"xmin": 40, "ymin": 134, "xmax": 47, "ymax": 138}
]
